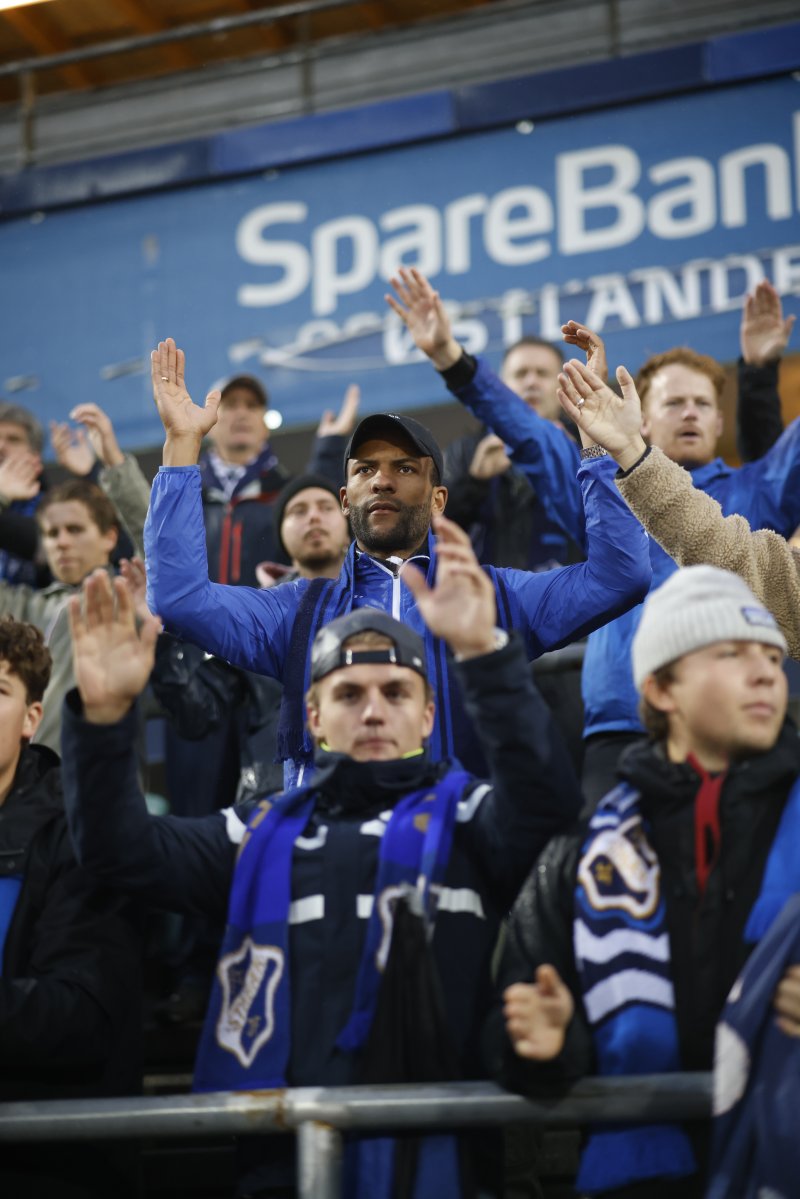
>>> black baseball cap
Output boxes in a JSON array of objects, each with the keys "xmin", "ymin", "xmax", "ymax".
[
  {"xmin": 343, "ymin": 413, "xmax": 443, "ymax": 483},
  {"xmin": 310, "ymin": 609, "xmax": 427, "ymax": 683},
  {"xmin": 220, "ymin": 374, "xmax": 269, "ymax": 407}
]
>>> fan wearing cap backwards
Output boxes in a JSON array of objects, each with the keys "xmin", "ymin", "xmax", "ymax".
[
  {"xmin": 144, "ymin": 337, "xmax": 651, "ymax": 788},
  {"xmin": 488, "ymin": 565, "xmax": 800, "ymax": 1199},
  {"xmin": 62, "ymin": 515, "xmax": 583, "ymax": 1198}
]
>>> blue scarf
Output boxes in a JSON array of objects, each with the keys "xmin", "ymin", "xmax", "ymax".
[
  {"xmin": 277, "ymin": 535, "xmax": 514, "ymax": 772},
  {"xmin": 574, "ymin": 775, "xmax": 800, "ymax": 1194},
  {"xmin": 573, "ymin": 783, "xmax": 696, "ymax": 1193},
  {"xmin": 193, "ymin": 768, "xmax": 468, "ymax": 1093}
]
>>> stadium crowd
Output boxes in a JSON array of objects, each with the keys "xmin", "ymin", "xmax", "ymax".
[{"xmin": 0, "ymin": 271, "xmax": 799, "ymax": 1199}]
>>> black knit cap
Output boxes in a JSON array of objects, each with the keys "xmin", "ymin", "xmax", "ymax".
[
  {"xmin": 273, "ymin": 473, "xmax": 343, "ymax": 556},
  {"xmin": 343, "ymin": 413, "xmax": 443, "ymax": 483},
  {"xmin": 310, "ymin": 609, "xmax": 427, "ymax": 683}
]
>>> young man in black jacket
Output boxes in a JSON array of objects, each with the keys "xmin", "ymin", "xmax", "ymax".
[
  {"xmin": 490, "ymin": 565, "xmax": 800, "ymax": 1199},
  {"xmin": 62, "ymin": 514, "xmax": 582, "ymax": 1199},
  {"xmin": 0, "ymin": 615, "xmax": 141, "ymax": 1198}
]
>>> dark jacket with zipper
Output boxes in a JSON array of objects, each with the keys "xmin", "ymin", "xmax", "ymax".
[
  {"xmin": 64, "ymin": 635, "xmax": 582, "ymax": 1197},
  {"xmin": 487, "ymin": 723, "xmax": 800, "ymax": 1197},
  {"xmin": 199, "ymin": 434, "xmax": 345, "ymax": 587},
  {"xmin": 0, "ymin": 743, "xmax": 143, "ymax": 1197}
]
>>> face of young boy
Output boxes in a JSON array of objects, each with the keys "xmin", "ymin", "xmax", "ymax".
[
  {"xmin": 653, "ymin": 639, "xmax": 787, "ymax": 770},
  {"xmin": 306, "ymin": 662, "xmax": 434, "ymax": 762},
  {"xmin": 39, "ymin": 500, "xmax": 118, "ymax": 587},
  {"xmin": 0, "ymin": 660, "xmax": 41, "ymax": 789}
]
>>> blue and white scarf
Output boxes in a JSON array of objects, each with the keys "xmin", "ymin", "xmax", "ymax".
[
  {"xmin": 193, "ymin": 769, "xmax": 468, "ymax": 1093},
  {"xmin": 574, "ymin": 776, "xmax": 800, "ymax": 1194},
  {"xmin": 573, "ymin": 783, "xmax": 695, "ymax": 1193}
]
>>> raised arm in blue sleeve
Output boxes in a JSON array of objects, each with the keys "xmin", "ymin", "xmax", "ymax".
[
  {"xmin": 734, "ymin": 415, "xmax": 800, "ymax": 536},
  {"xmin": 445, "ymin": 356, "xmax": 586, "ymax": 548},
  {"xmin": 498, "ymin": 456, "xmax": 651, "ymax": 659},
  {"xmin": 145, "ymin": 465, "xmax": 299, "ymax": 678}
]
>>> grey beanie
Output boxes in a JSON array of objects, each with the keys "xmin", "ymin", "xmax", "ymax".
[{"xmin": 632, "ymin": 565, "xmax": 787, "ymax": 690}]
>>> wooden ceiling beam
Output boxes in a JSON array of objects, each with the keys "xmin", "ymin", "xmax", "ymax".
[
  {"xmin": 355, "ymin": 4, "xmax": 387, "ymax": 31},
  {"xmin": 2, "ymin": 7, "xmax": 93, "ymax": 90},
  {"xmin": 111, "ymin": 0, "xmax": 195, "ymax": 71},
  {"xmin": 213, "ymin": 0, "xmax": 292, "ymax": 53}
]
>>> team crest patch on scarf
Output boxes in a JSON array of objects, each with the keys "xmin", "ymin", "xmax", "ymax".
[
  {"xmin": 216, "ymin": 937, "xmax": 285, "ymax": 1069},
  {"xmin": 577, "ymin": 812, "xmax": 660, "ymax": 921}
]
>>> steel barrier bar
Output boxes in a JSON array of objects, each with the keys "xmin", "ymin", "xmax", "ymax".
[{"xmin": 0, "ymin": 1075, "xmax": 712, "ymax": 1143}]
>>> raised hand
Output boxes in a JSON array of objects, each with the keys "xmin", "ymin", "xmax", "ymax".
[
  {"xmin": 151, "ymin": 337, "xmax": 221, "ymax": 465},
  {"xmin": 468, "ymin": 433, "xmax": 512, "ymax": 481},
  {"xmin": 50, "ymin": 420, "xmax": 95, "ymax": 477},
  {"xmin": 69, "ymin": 403, "xmax": 125, "ymax": 468},
  {"xmin": 504, "ymin": 965, "xmax": 575, "ymax": 1061},
  {"xmin": 558, "ymin": 359, "xmax": 647, "ymax": 471},
  {"xmin": 0, "ymin": 449, "xmax": 42, "ymax": 501},
  {"xmin": 561, "ymin": 320, "xmax": 609, "ymax": 382},
  {"xmin": 740, "ymin": 280, "xmax": 795, "ymax": 366},
  {"xmin": 385, "ymin": 267, "xmax": 462, "ymax": 370},
  {"xmin": 118, "ymin": 556, "xmax": 152, "ymax": 625},
  {"xmin": 69, "ymin": 570, "xmax": 161, "ymax": 724},
  {"xmin": 317, "ymin": 383, "xmax": 360, "ymax": 438},
  {"xmin": 401, "ymin": 513, "xmax": 497, "ymax": 658}
]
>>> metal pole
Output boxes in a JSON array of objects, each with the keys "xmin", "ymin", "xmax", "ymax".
[
  {"xmin": 0, "ymin": 1090, "xmax": 292, "ymax": 1142},
  {"xmin": 0, "ymin": 1077, "xmax": 712, "ymax": 1143},
  {"xmin": 297, "ymin": 1121, "xmax": 343, "ymax": 1199}
]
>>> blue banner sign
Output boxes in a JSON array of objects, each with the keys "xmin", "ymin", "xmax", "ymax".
[{"xmin": 1, "ymin": 74, "xmax": 799, "ymax": 450}]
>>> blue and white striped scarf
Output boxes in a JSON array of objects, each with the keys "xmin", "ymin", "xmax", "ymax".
[
  {"xmin": 573, "ymin": 783, "xmax": 697, "ymax": 1193},
  {"xmin": 574, "ymin": 774, "xmax": 800, "ymax": 1193}
]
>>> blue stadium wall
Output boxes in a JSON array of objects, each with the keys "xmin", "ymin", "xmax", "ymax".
[{"xmin": 1, "ymin": 20, "xmax": 799, "ymax": 451}]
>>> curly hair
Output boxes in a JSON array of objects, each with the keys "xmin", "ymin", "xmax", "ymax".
[
  {"xmin": 636, "ymin": 347, "xmax": 726, "ymax": 407},
  {"xmin": 0, "ymin": 616, "xmax": 52, "ymax": 702}
]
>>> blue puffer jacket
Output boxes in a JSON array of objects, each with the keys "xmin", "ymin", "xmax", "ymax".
[
  {"xmin": 145, "ymin": 458, "xmax": 651, "ymax": 782},
  {"xmin": 449, "ymin": 356, "xmax": 800, "ymax": 736}
]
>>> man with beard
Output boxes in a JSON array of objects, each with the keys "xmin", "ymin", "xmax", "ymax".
[
  {"xmin": 145, "ymin": 337, "xmax": 651, "ymax": 786},
  {"xmin": 254, "ymin": 473, "xmax": 350, "ymax": 588}
]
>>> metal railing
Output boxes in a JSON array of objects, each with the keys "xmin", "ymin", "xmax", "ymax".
[{"xmin": 0, "ymin": 1074, "xmax": 712, "ymax": 1199}]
